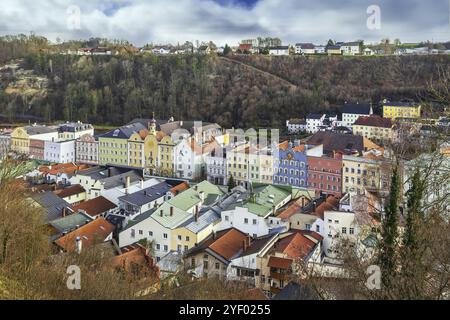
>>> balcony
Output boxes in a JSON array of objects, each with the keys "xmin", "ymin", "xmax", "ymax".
[{"xmin": 270, "ymin": 271, "xmax": 290, "ymax": 281}]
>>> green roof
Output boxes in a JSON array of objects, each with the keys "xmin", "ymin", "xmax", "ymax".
[
  {"xmin": 167, "ymin": 181, "xmax": 223, "ymax": 211},
  {"xmin": 151, "ymin": 181, "xmax": 224, "ymax": 229},
  {"xmin": 243, "ymin": 185, "xmax": 292, "ymax": 217}
]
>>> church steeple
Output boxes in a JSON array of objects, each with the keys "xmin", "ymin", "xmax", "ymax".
[{"xmin": 149, "ymin": 111, "xmax": 157, "ymax": 135}]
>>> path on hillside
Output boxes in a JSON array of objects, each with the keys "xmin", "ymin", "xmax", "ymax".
[{"xmin": 219, "ymin": 56, "xmax": 298, "ymax": 92}]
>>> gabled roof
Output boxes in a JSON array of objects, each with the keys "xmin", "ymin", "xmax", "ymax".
[
  {"xmin": 307, "ymin": 113, "xmax": 324, "ymax": 120},
  {"xmin": 296, "ymin": 43, "xmax": 315, "ymax": 49},
  {"xmin": 54, "ymin": 184, "xmax": 86, "ymax": 199},
  {"xmin": 274, "ymin": 230, "xmax": 318, "ymax": 260},
  {"xmin": 100, "ymin": 123, "xmax": 147, "ymax": 139},
  {"xmin": 72, "ymin": 196, "xmax": 117, "ymax": 217},
  {"xmin": 241, "ymin": 185, "xmax": 292, "ymax": 217},
  {"xmin": 32, "ymin": 192, "xmax": 71, "ymax": 222},
  {"xmin": 186, "ymin": 228, "xmax": 249, "ymax": 262},
  {"xmin": 354, "ymin": 115, "xmax": 392, "ymax": 128},
  {"xmin": 382, "ymin": 101, "xmax": 420, "ymax": 107},
  {"xmin": 342, "ymin": 103, "xmax": 372, "ymax": 115},
  {"xmin": 54, "ymin": 217, "xmax": 115, "ymax": 253},
  {"xmin": 118, "ymin": 181, "xmax": 173, "ymax": 207},
  {"xmin": 307, "ymin": 131, "xmax": 369, "ymax": 155},
  {"xmin": 24, "ymin": 125, "xmax": 58, "ymax": 136}
]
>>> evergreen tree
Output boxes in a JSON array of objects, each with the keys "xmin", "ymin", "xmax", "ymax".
[
  {"xmin": 378, "ymin": 165, "xmax": 401, "ymax": 295},
  {"xmin": 223, "ymin": 44, "xmax": 232, "ymax": 56},
  {"xmin": 401, "ymin": 168, "xmax": 426, "ymax": 298},
  {"xmin": 227, "ymin": 175, "xmax": 236, "ymax": 191}
]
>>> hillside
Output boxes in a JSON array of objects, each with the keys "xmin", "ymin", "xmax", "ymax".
[{"xmin": 0, "ymin": 54, "xmax": 449, "ymax": 128}]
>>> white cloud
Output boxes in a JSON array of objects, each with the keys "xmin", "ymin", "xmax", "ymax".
[{"xmin": 0, "ymin": 0, "xmax": 448, "ymax": 46}]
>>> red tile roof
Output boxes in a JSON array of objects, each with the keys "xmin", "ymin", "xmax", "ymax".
[
  {"xmin": 170, "ymin": 182, "xmax": 190, "ymax": 195},
  {"xmin": 209, "ymin": 229, "xmax": 249, "ymax": 260},
  {"xmin": 277, "ymin": 198, "xmax": 306, "ymax": 220},
  {"xmin": 354, "ymin": 115, "xmax": 393, "ymax": 128},
  {"xmin": 54, "ymin": 217, "xmax": 115, "ymax": 252},
  {"xmin": 71, "ymin": 196, "xmax": 117, "ymax": 217},
  {"xmin": 275, "ymin": 231, "xmax": 317, "ymax": 260},
  {"xmin": 54, "ymin": 184, "xmax": 85, "ymax": 198},
  {"xmin": 268, "ymin": 256, "xmax": 293, "ymax": 269}
]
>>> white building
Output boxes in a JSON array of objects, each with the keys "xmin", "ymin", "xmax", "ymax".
[
  {"xmin": 306, "ymin": 114, "xmax": 326, "ymax": 134},
  {"xmin": 295, "ymin": 43, "xmax": 315, "ymax": 55},
  {"xmin": 174, "ymin": 138, "xmax": 204, "ymax": 180},
  {"xmin": 205, "ymin": 147, "xmax": 228, "ymax": 185},
  {"xmin": 286, "ymin": 119, "xmax": 306, "ymax": 134},
  {"xmin": 44, "ymin": 139, "xmax": 76, "ymax": 163},
  {"xmin": 341, "ymin": 104, "xmax": 373, "ymax": 128},
  {"xmin": 269, "ymin": 46, "xmax": 290, "ymax": 56},
  {"xmin": 339, "ymin": 42, "xmax": 362, "ymax": 55},
  {"xmin": 75, "ymin": 134, "xmax": 99, "ymax": 165},
  {"xmin": 59, "ymin": 122, "xmax": 94, "ymax": 141}
]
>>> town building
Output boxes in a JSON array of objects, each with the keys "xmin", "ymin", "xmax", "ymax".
[
  {"xmin": 44, "ymin": 139, "xmax": 76, "ymax": 163},
  {"xmin": 58, "ymin": 122, "xmax": 94, "ymax": 140},
  {"xmin": 352, "ymin": 115, "xmax": 393, "ymax": 142},
  {"xmin": 341, "ymin": 104, "xmax": 373, "ymax": 128},
  {"xmin": 306, "ymin": 114, "xmax": 326, "ymax": 134},
  {"xmin": 11, "ymin": 125, "xmax": 59, "ymax": 155},
  {"xmin": 29, "ymin": 139, "xmax": 45, "ymax": 160},
  {"xmin": 342, "ymin": 154, "xmax": 384, "ymax": 195},
  {"xmin": 75, "ymin": 134, "xmax": 99, "ymax": 165},
  {"xmin": 98, "ymin": 122, "xmax": 147, "ymax": 166},
  {"xmin": 273, "ymin": 142, "xmax": 307, "ymax": 188},
  {"xmin": 286, "ymin": 119, "xmax": 306, "ymax": 134},
  {"xmin": 339, "ymin": 42, "xmax": 362, "ymax": 55},
  {"xmin": 307, "ymin": 154, "xmax": 343, "ymax": 196},
  {"xmin": 53, "ymin": 184, "xmax": 87, "ymax": 205},
  {"xmin": 382, "ymin": 101, "xmax": 421, "ymax": 119},
  {"xmin": 295, "ymin": 43, "xmax": 316, "ymax": 55}
]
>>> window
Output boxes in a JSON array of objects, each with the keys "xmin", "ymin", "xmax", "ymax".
[
  {"xmin": 253, "ymin": 219, "xmax": 257, "ymax": 225},
  {"xmin": 244, "ymin": 218, "xmax": 249, "ymax": 224},
  {"xmin": 164, "ymin": 245, "xmax": 168, "ymax": 252},
  {"xmin": 305, "ymin": 224, "xmax": 311, "ymax": 230},
  {"xmin": 163, "ymin": 233, "xmax": 168, "ymax": 239},
  {"xmin": 203, "ymin": 261, "xmax": 209, "ymax": 270},
  {"xmin": 178, "ymin": 235, "xmax": 182, "ymax": 241},
  {"xmin": 316, "ymin": 225, "xmax": 320, "ymax": 233},
  {"xmin": 342, "ymin": 227, "xmax": 347, "ymax": 234},
  {"xmin": 215, "ymin": 263, "xmax": 220, "ymax": 270},
  {"xmin": 349, "ymin": 228, "xmax": 355, "ymax": 235},
  {"xmin": 131, "ymin": 229, "xmax": 135, "ymax": 238},
  {"xmin": 156, "ymin": 244, "xmax": 160, "ymax": 250},
  {"xmin": 186, "ymin": 236, "xmax": 190, "ymax": 241}
]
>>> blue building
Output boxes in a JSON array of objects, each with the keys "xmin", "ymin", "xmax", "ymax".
[{"xmin": 273, "ymin": 142, "xmax": 308, "ymax": 188}]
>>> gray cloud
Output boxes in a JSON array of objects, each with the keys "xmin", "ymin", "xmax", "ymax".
[{"xmin": 0, "ymin": 0, "xmax": 448, "ymax": 46}]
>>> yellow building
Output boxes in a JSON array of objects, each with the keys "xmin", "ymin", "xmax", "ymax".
[
  {"xmin": 352, "ymin": 115, "xmax": 393, "ymax": 142},
  {"xmin": 227, "ymin": 144, "xmax": 250, "ymax": 187},
  {"xmin": 11, "ymin": 125, "xmax": 58, "ymax": 155},
  {"xmin": 158, "ymin": 135, "xmax": 176, "ymax": 177},
  {"xmin": 383, "ymin": 102, "xmax": 421, "ymax": 119},
  {"xmin": 342, "ymin": 155, "xmax": 383, "ymax": 195},
  {"xmin": 171, "ymin": 218, "xmax": 219, "ymax": 254}
]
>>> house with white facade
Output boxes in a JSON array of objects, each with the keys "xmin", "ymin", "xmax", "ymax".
[
  {"xmin": 306, "ymin": 114, "xmax": 326, "ymax": 134},
  {"xmin": 118, "ymin": 181, "xmax": 224, "ymax": 259},
  {"xmin": 44, "ymin": 139, "xmax": 76, "ymax": 163},
  {"xmin": 205, "ymin": 146, "xmax": 228, "ymax": 185},
  {"xmin": 59, "ymin": 122, "xmax": 94, "ymax": 141},
  {"xmin": 339, "ymin": 42, "xmax": 362, "ymax": 55},
  {"xmin": 295, "ymin": 43, "xmax": 316, "ymax": 55},
  {"xmin": 75, "ymin": 134, "xmax": 99, "ymax": 165},
  {"xmin": 341, "ymin": 104, "xmax": 373, "ymax": 128},
  {"xmin": 174, "ymin": 138, "xmax": 205, "ymax": 180},
  {"xmin": 286, "ymin": 119, "xmax": 306, "ymax": 134},
  {"xmin": 217, "ymin": 185, "xmax": 292, "ymax": 238},
  {"xmin": 268, "ymin": 46, "xmax": 290, "ymax": 56}
]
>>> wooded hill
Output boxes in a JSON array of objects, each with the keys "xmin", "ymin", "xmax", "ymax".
[{"xmin": 1, "ymin": 52, "xmax": 449, "ymax": 128}]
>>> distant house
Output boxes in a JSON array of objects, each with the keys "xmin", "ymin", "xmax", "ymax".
[
  {"xmin": 314, "ymin": 46, "xmax": 326, "ymax": 54},
  {"xmin": 238, "ymin": 43, "xmax": 254, "ymax": 54},
  {"xmin": 295, "ymin": 43, "xmax": 315, "ymax": 55},
  {"xmin": 71, "ymin": 196, "xmax": 118, "ymax": 219},
  {"xmin": 306, "ymin": 114, "xmax": 326, "ymax": 134},
  {"xmin": 382, "ymin": 101, "xmax": 421, "ymax": 120},
  {"xmin": 364, "ymin": 48, "xmax": 374, "ymax": 56},
  {"xmin": 286, "ymin": 119, "xmax": 306, "ymax": 134},
  {"xmin": 340, "ymin": 42, "xmax": 362, "ymax": 55},
  {"xmin": 341, "ymin": 103, "xmax": 374, "ymax": 127},
  {"xmin": 268, "ymin": 46, "xmax": 290, "ymax": 56},
  {"xmin": 198, "ymin": 45, "xmax": 214, "ymax": 55},
  {"xmin": 54, "ymin": 184, "xmax": 86, "ymax": 205},
  {"xmin": 326, "ymin": 45, "xmax": 342, "ymax": 55}
]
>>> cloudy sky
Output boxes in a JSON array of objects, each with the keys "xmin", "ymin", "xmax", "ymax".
[{"xmin": 0, "ymin": 0, "xmax": 449, "ymax": 46}]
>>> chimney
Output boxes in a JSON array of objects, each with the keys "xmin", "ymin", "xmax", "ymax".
[
  {"xmin": 125, "ymin": 176, "xmax": 131, "ymax": 189},
  {"xmin": 62, "ymin": 207, "xmax": 67, "ymax": 218},
  {"xmin": 75, "ymin": 237, "xmax": 82, "ymax": 254},
  {"xmin": 140, "ymin": 179, "xmax": 144, "ymax": 189},
  {"xmin": 195, "ymin": 205, "xmax": 199, "ymax": 222},
  {"xmin": 170, "ymin": 206, "xmax": 174, "ymax": 217},
  {"xmin": 108, "ymin": 168, "xmax": 112, "ymax": 177},
  {"xmin": 212, "ymin": 231, "xmax": 216, "ymax": 240},
  {"xmin": 313, "ymin": 200, "xmax": 317, "ymax": 212},
  {"xmin": 160, "ymin": 209, "xmax": 163, "ymax": 217},
  {"xmin": 247, "ymin": 235, "xmax": 252, "ymax": 247},
  {"xmin": 199, "ymin": 191, "xmax": 205, "ymax": 203},
  {"xmin": 242, "ymin": 239, "xmax": 248, "ymax": 252}
]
